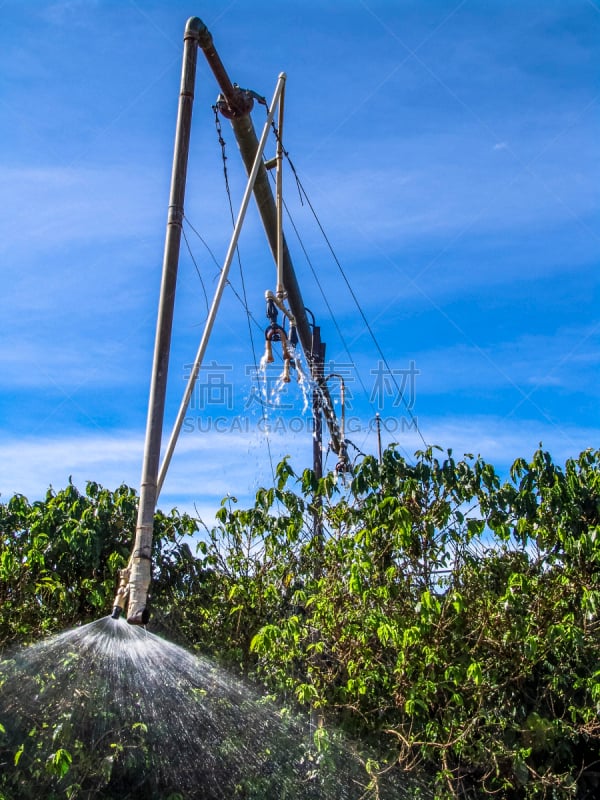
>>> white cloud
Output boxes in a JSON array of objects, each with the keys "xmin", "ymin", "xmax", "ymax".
[
  {"xmin": 41, "ymin": 1, "xmax": 101, "ymax": 26},
  {"xmin": 357, "ymin": 415, "xmax": 599, "ymax": 474},
  {"xmin": 0, "ymin": 335, "xmax": 147, "ymax": 390},
  {"xmin": 408, "ymin": 325, "xmax": 600, "ymax": 397},
  {"xmin": 0, "ymin": 432, "xmax": 143, "ymax": 501},
  {"xmin": 0, "ymin": 427, "xmax": 312, "ymax": 520},
  {"xmin": 1, "ymin": 416, "xmax": 596, "ymax": 519},
  {"xmin": 0, "ymin": 0, "xmax": 596, "ymax": 539},
  {"xmin": 298, "ymin": 147, "xmax": 598, "ymax": 251}
]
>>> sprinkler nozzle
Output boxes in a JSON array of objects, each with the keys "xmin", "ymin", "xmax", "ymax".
[
  {"xmin": 264, "ymin": 338, "xmax": 274, "ymax": 363},
  {"xmin": 266, "ymin": 295, "xmax": 278, "ymax": 324},
  {"xmin": 265, "ymin": 322, "xmax": 292, "ymax": 374},
  {"xmin": 109, "ymin": 567, "xmax": 130, "ymax": 620}
]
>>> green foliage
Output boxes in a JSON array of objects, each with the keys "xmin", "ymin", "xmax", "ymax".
[
  {"xmin": 0, "ymin": 481, "xmax": 199, "ymax": 650},
  {"xmin": 1, "ymin": 446, "xmax": 600, "ymax": 798},
  {"xmin": 171, "ymin": 446, "xmax": 600, "ymax": 798},
  {"xmin": 0, "ymin": 481, "xmax": 132, "ymax": 647}
]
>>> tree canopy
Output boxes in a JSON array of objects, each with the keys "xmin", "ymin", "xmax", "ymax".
[{"xmin": 1, "ymin": 446, "xmax": 599, "ymax": 798}]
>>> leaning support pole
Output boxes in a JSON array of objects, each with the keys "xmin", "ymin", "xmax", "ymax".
[{"xmin": 125, "ymin": 18, "xmax": 203, "ymax": 625}]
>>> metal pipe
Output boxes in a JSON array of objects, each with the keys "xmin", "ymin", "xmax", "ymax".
[
  {"xmin": 116, "ymin": 16, "xmax": 349, "ymax": 624},
  {"xmin": 192, "ymin": 21, "xmax": 254, "ymax": 118},
  {"xmin": 312, "ymin": 326, "xmax": 325, "ymax": 513},
  {"xmin": 156, "ymin": 74, "xmax": 287, "ymax": 497},
  {"xmin": 275, "ymin": 81, "xmax": 285, "ymax": 299},
  {"xmin": 125, "ymin": 18, "xmax": 203, "ymax": 625},
  {"xmin": 110, "ymin": 567, "xmax": 130, "ymax": 620}
]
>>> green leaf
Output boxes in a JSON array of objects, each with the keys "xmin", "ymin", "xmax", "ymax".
[
  {"xmin": 513, "ymin": 755, "xmax": 530, "ymax": 786},
  {"xmin": 132, "ymin": 722, "xmax": 148, "ymax": 733},
  {"xmin": 467, "ymin": 662, "xmax": 484, "ymax": 686},
  {"xmin": 14, "ymin": 743, "xmax": 24, "ymax": 766},
  {"xmin": 296, "ymin": 683, "xmax": 318, "ymax": 705},
  {"xmin": 46, "ymin": 747, "xmax": 72, "ymax": 778}
]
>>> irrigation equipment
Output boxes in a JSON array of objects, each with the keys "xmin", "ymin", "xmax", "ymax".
[{"xmin": 112, "ymin": 17, "xmax": 348, "ymax": 625}]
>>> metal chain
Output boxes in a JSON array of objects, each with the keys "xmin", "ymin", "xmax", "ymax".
[{"xmin": 213, "ymin": 105, "xmax": 232, "ymax": 201}]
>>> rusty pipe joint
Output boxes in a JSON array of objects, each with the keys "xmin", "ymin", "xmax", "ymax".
[
  {"xmin": 110, "ymin": 567, "xmax": 130, "ymax": 620},
  {"xmin": 336, "ymin": 448, "xmax": 351, "ymax": 475},
  {"xmin": 186, "ymin": 18, "xmax": 255, "ymax": 120},
  {"xmin": 263, "ymin": 337, "xmax": 274, "ymax": 364},
  {"xmin": 184, "ymin": 16, "xmax": 212, "ymax": 49},
  {"xmin": 265, "ymin": 322, "xmax": 284, "ymax": 344},
  {"xmin": 216, "ymin": 88, "xmax": 255, "ymax": 120},
  {"xmin": 264, "ymin": 322, "xmax": 282, "ymax": 364},
  {"xmin": 190, "ymin": 16, "xmax": 259, "ymax": 118},
  {"xmin": 264, "ymin": 323, "xmax": 293, "ymax": 381},
  {"xmin": 265, "ymin": 290, "xmax": 294, "ymax": 326},
  {"xmin": 265, "ymin": 322, "xmax": 290, "ymax": 355}
]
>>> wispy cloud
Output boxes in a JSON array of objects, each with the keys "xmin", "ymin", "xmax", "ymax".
[
  {"xmin": 0, "ymin": 432, "xmax": 143, "ymax": 501},
  {"xmin": 1, "ymin": 416, "xmax": 596, "ymax": 519},
  {"xmin": 411, "ymin": 325, "xmax": 600, "ymax": 397},
  {"xmin": 0, "ymin": 1, "xmax": 597, "ymax": 530},
  {"xmin": 295, "ymin": 124, "xmax": 599, "ymax": 250},
  {"xmin": 0, "ymin": 427, "xmax": 308, "ymax": 520},
  {"xmin": 356, "ymin": 415, "xmax": 600, "ymax": 474}
]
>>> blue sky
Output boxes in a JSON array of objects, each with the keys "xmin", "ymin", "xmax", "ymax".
[{"xmin": 1, "ymin": 0, "xmax": 598, "ymax": 521}]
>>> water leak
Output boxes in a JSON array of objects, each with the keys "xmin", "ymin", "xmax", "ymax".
[
  {"xmin": 256, "ymin": 346, "xmax": 315, "ymax": 424},
  {"xmin": 0, "ymin": 618, "xmax": 420, "ymax": 799},
  {"xmin": 291, "ymin": 348, "xmax": 312, "ymax": 415}
]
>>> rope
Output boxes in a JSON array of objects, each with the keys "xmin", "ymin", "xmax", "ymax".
[
  {"xmin": 281, "ymin": 192, "xmax": 371, "ymax": 402},
  {"xmin": 213, "ymin": 106, "xmax": 276, "ymax": 486},
  {"xmin": 183, "ymin": 216, "xmax": 263, "ymax": 334},
  {"xmin": 181, "ymin": 224, "xmax": 209, "ymax": 318},
  {"xmin": 268, "ymin": 117, "xmax": 427, "ymax": 451}
]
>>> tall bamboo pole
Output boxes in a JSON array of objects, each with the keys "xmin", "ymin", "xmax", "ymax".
[{"xmin": 126, "ymin": 18, "xmax": 204, "ymax": 624}]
